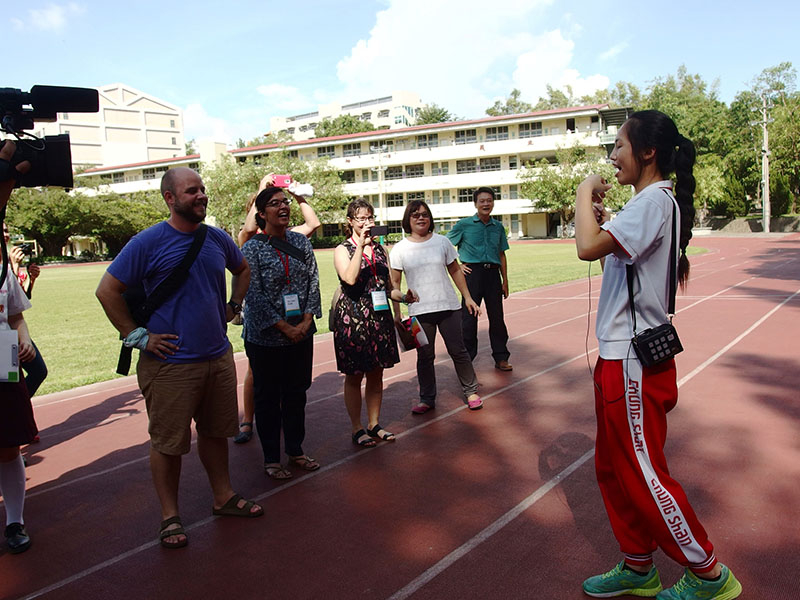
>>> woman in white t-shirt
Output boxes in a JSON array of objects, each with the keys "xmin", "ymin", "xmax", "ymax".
[
  {"xmin": 390, "ymin": 200, "xmax": 483, "ymax": 413},
  {"xmin": 574, "ymin": 110, "xmax": 741, "ymax": 600},
  {"xmin": 0, "ymin": 265, "xmax": 38, "ymax": 554}
]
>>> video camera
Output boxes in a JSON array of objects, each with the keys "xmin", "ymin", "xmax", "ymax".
[{"xmin": 0, "ymin": 85, "xmax": 99, "ymax": 188}]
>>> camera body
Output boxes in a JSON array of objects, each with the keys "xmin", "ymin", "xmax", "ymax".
[
  {"xmin": 17, "ymin": 242, "xmax": 34, "ymax": 257},
  {"xmin": 369, "ymin": 225, "xmax": 388, "ymax": 237},
  {"xmin": 273, "ymin": 174, "xmax": 293, "ymax": 188},
  {"xmin": 0, "ymin": 85, "xmax": 99, "ymax": 188}
]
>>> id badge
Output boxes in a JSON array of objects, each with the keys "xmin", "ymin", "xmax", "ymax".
[
  {"xmin": 371, "ymin": 290, "xmax": 389, "ymax": 311},
  {"xmin": 283, "ymin": 293, "xmax": 301, "ymax": 317}
]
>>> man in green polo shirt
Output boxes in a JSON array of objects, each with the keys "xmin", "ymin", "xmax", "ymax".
[{"xmin": 446, "ymin": 187, "xmax": 512, "ymax": 371}]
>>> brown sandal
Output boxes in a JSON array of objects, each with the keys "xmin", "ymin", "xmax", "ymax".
[{"xmin": 288, "ymin": 455, "xmax": 320, "ymax": 471}]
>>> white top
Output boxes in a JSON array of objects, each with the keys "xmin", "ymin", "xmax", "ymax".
[
  {"xmin": 596, "ymin": 181, "xmax": 679, "ymax": 359},
  {"xmin": 390, "ymin": 233, "xmax": 461, "ymax": 316},
  {"xmin": 0, "ymin": 266, "xmax": 31, "ymax": 330}
]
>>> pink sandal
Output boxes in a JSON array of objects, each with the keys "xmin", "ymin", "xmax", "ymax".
[{"xmin": 466, "ymin": 395, "xmax": 483, "ymax": 410}]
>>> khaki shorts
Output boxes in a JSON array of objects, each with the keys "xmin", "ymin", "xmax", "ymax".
[{"xmin": 137, "ymin": 346, "xmax": 238, "ymax": 455}]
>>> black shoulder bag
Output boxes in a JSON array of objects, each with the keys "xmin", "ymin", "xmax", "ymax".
[
  {"xmin": 626, "ymin": 200, "xmax": 683, "ymax": 367},
  {"xmin": 116, "ymin": 224, "xmax": 208, "ymax": 375}
]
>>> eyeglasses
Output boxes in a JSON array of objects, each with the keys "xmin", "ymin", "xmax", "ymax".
[
  {"xmin": 410, "ymin": 212, "xmax": 431, "ymax": 220},
  {"xmin": 352, "ymin": 215, "xmax": 375, "ymax": 224},
  {"xmin": 265, "ymin": 198, "xmax": 292, "ymax": 208}
]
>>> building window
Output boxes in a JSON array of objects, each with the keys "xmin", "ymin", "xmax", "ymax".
[
  {"xmin": 170, "ymin": 119, "xmax": 175, "ymax": 128},
  {"xmin": 511, "ymin": 214, "xmax": 519, "ymax": 235},
  {"xmin": 458, "ymin": 188, "xmax": 475, "ymax": 203},
  {"xmin": 100, "ymin": 173, "xmax": 112, "ymax": 181},
  {"xmin": 340, "ymin": 170, "xmax": 355, "ymax": 184},
  {"xmin": 370, "ymin": 140, "xmax": 393, "ymax": 153},
  {"xmin": 171, "ymin": 137, "xmax": 177, "ymax": 145},
  {"xmin": 287, "ymin": 127, "xmax": 295, "ymax": 134},
  {"xmin": 378, "ymin": 109, "xmax": 390, "ymax": 118},
  {"xmin": 509, "ymin": 184, "xmax": 519, "ymax": 199},
  {"xmin": 431, "ymin": 190, "xmax": 441, "ymax": 204},
  {"xmin": 361, "ymin": 169, "xmax": 370, "ymax": 182},
  {"xmin": 387, "ymin": 193, "xmax": 404, "ymax": 207},
  {"xmin": 519, "ymin": 122, "xmax": 543, "ymax": 138},
  {"xmin": 485, "ymin": 126, "xmax": 509, "ymax": 141},
  {"xmin": 406, "ymin": 191, "xmax": 425, "ymax": 202},
  {"xmin": 343, "ymin": 143, "xmax": 362, "ymax": 157},
  {"xmin": 385, "ymin": 166, "xmax": 403, "ymax": 180},
  {"xmin": 299, "ymin": 125, "xmax": 308, "ymax": 132},
  {"xmin": 322, "ymin": 224, "xmax": 341, "ymax": 237},
  {"xmin": 479, "ymin": 157, "xmax": 501, "ymax": 172},
  {"xmin": 360, "ymin": 112, "xmax": 372, "ymax": 121},
  {"xmin": 442, "ymin": 189, "xmax": 450, "ymax": 203},
  {"xmin": 456, "ymin": 159, "xmax": 477, "ymax": 174},
  {"xmin": 112, "ymin": 172, "xmax": 124, "ymax": 183},
  {"xmin": 566, "ymin": 118, "xmax": 576, "ymax": 132},
  {"xmin": 431, "ymin": 162, "xmax": 449, "ymax": 176},
  {"xmin": 387, "ymin": 220, "xmax": 403, "ymax": 234},
  {"xmin": 142, "ymin": 168, "xmax": 156, "ymax": 180},
  {"xmin": 288, "ymin": 150, "xmax": 298, "ymax": 158},
  {"xmin": 317, "ymin": 145, "xmax": 335, "ymax": 158},
  {"xmin": 417, "ymin": 133, "xmax": 439, "ymax": 148},
  {"xmin": 371, "ymin": 169, "xmax": 379, "ymax": 181},
  {"xmin": 371, "ymin": 194, "xmax": 380, "ymax": 208},
  {"xmin": 188, "ymin": 163, "xmax": 200, "ymax": 170},
  {"xmin": 455, "ymin": 129, "xmax": 477, "ymax": 145},
  {"xmin": 509, "ymin": 155, "xmax": 518, "ymax": 170},
  {"xmin": 405, "ymin": 164, "xmax": 424, "ymax": 178}
]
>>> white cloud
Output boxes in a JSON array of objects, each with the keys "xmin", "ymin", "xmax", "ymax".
[
  {"xmin": 512, "ymin": 30, "xmax": 609, "ymax": 103},
  {"xmin": 183, "ymin": 103, "xmax": 235, "ymax": 146},
  {"xmin": 18, "ymin": 3, "xmax": 85, "ymax": 32},
  {"xmin": 333, "ymin": 0, "xmax": 608, "ymax": 118},
  {"xmin": 599, "ymin": 42, "xmax": 628, "ymax": 62}
]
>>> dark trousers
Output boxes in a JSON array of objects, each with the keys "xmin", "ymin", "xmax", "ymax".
[
  {"xmin": 245, "ymin": 337, "xmax": 313, "ymax": 464},
  {"xmin": 21, "ymin": 340, "xmax": 47, "ymax": 397},
  {"xmin": 462, "ymin": 266, "xmax": 509, "ymax": 362}
]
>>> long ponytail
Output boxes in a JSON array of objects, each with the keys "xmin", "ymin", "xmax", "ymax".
[{"xmin": 626, "ymin": 110, "xmax": 696, "ymax": 288}]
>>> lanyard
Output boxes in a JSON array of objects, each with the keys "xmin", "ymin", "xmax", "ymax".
[
  {"xmin": 351, "ymin": 237, "xmax": 378, "ymax": 279},
  {"xmin": 270, "ymin": 236, "xmax": 291, "ymax": 287}
]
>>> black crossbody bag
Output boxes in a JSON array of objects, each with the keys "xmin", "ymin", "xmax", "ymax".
[
  {"xmin": 116, "ymin": 224, "xmax": 208, "ymax": 375},
  {"xmin": 626, "ymin": 199, "xmax": 683, "ymax": 367}
]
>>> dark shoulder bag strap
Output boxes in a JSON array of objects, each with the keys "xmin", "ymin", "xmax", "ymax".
[
  {"xmin": 626, "ymin": 200, "xmax": 678, "ymax": 334},
  {"xmin": 116, "ymin": 224, "xmax": 208, "ymax": 375}
]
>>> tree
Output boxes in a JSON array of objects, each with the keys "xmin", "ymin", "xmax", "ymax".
[
  {"xmin": 533, "ymin": 85, "xmax": 575, "ymax": 110},
  {"xmin": 6, "ymin": 188, "xmax": 92, "ymax": 256},
  {"xmin": 185, "ymin": 138, "xmax": 197, "ymax": 155},
  {"xmin": 579, "ymin": 81, "xmax": 644, "ymax": 109},
  {"xmin": 87, "ymin": 191, "xmax": 167, "ymax": 257},
  {"xmin": 201, "ymin": 151, "xmax": 349, "ymax": 237},
  {"xmin": 312, "ymin": 114, "xmax": 375, "ymax": 138},
  {"xmin": 415, "ymin": 103, "xmax": 455, "ymax": 125},
  {"xmin": 486, "ymin": 89, "xmax": 533, "ymax": 116},
  {"xmin": 518, "ymin": 142, "xmax": 628, "ymax": 237}
]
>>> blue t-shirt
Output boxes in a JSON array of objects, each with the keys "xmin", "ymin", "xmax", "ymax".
[{"xmin": 108, "ymin": 221, "xmax": 245, "ymax": 363}]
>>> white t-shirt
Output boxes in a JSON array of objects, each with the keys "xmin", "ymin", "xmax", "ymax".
[
  {"xmin": 596, "ymin": 181, "xmax": 679, "ymax": 359},
  {"xmin": 390, "ymin": 233, "xmax": 461, "ymax": 316},
  {"xmin": 1, "ymin": 266, "xmax": 32, "ymax": 330}
]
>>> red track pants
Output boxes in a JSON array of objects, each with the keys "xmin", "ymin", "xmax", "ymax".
[{"xmin": 593, "ymin": 357, "xmax": 717, "ymax": 573}]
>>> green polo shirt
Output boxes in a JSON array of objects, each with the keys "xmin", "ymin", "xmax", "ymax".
[{"xmin": 446, "ymin": 214, "xmax": 509, "ymax": 265}]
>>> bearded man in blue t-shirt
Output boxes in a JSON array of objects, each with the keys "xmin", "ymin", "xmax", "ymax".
[{"xmin": 96, "ymin": 167, "xmax": 263, "ymax": 549}]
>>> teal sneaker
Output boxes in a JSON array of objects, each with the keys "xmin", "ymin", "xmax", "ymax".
[
  {"xmin": 657, "ymin": 564, "xmax": 742, "ymax": 599},
  {"xmin": 582, "ymin": 561, "xmax": 663, "ymax": 597}
]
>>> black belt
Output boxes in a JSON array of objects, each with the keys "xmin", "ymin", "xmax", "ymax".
[{"xmin": 466, "ymin": 263, "xmax": 500, "ymax": 269}]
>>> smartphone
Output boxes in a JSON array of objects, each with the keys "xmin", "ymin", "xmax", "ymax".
[
  {"xmin": 273, "ymin": 174, "xmax": 293, "ymax": 188},
  {"xmin": 370, "ymin": 225, "xmax": 388, "ymax": 237}
]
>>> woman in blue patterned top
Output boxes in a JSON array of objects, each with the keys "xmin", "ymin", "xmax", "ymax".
[{"xmin": 241, "ymin": 186, "xmax": 322, "ymax": 480}]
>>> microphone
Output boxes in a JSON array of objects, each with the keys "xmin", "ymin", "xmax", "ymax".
[{"xmin": 28, "ymin": 85, "xmax": 99, "ymax": 120}]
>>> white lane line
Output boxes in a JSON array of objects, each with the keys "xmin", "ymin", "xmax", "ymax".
[{"xmin": 386, "ymin": 448, "xmax": 596, "ymax": 600}]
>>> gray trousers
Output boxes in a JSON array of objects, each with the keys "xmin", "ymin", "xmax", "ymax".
[{"xmin": 415, "ymin": 310, "xmax": 479, "ymax": 406}]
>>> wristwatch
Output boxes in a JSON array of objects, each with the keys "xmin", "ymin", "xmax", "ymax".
[{"xmin": 227, "ymin": 300, "xmax": 242, "ymax": 315}]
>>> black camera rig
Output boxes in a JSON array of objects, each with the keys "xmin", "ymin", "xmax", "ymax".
[
  {"xmin": 0, "ymin": 85, "xmax": 99, "ymax": 189},
  {"xmin": 0, "ymin": 85, "xmax": 99, "ymax": 288}
]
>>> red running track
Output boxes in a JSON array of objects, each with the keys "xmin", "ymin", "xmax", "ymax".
[{"xmin": 2, "ymin": 233, "xmax": 800, "ymax": 599}]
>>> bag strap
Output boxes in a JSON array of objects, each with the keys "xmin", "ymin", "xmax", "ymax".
[
  {"xmin": 626, "ymin": 198, "xmax": 678, "ymax": 334},
  {"xmin": 116, "ymin": 224, "xmax": 208, "ymax": 375},
  {"xmin": 252, "ymin": 232, "xmax": 305, "ymax": 262}
]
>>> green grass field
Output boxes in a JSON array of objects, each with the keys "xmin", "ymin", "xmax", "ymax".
[{"xmin": 20, "ymin": 240, "xmax": 705, "ymax": 395}]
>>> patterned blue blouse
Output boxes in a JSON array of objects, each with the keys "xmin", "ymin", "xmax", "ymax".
[{"xmin": 241, "ymin": 231, "xmax": 322, "ymax": 347}]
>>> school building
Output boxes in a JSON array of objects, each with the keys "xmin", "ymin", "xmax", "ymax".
[{"xmin": 76, "ymin": 104, "xmax": 630, "ymax": 239}]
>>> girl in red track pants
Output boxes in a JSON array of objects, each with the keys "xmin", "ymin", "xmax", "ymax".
[{"xmin": 593, "ymin": 357, "xmax": 716, "ymax": 572}]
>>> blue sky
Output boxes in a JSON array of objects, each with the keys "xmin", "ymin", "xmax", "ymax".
[{"xmin": 5, "ymin": 0, "xmax": 798, "ymax": 145}]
